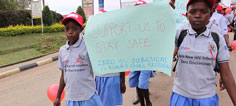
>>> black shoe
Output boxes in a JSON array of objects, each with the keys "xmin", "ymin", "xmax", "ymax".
[
  {"xmin": 146, "ymin": 103, "xmax": 152, "ymax": 106},
  {"xmin": 132, "ymin": 97, "xmax": 139, "ymax": 105}
]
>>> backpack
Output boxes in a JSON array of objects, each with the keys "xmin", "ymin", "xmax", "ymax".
[{"xmin": 173, "ymin": 29, "xmax": 220, "ymax": 73}]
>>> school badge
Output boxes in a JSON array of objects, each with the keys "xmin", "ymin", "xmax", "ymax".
[
  {"xmin": 75, "ymin": 55, "xmax": 85, "ymax": 63},
  {"xmin": 64, "ymin": 60, "xmax": 69, "ymax": 63},
  {"xmin": 209, "ymin": 43, "xmax": 216, "ymax": 52},
  {"xmin": 212, "ymin": 19, "xmax": 215, "ymax": 25}
]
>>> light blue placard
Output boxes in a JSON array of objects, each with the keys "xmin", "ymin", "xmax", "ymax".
[{"xmin": 84, "ymin": 3, "xmax": 176, "ymax": 76}]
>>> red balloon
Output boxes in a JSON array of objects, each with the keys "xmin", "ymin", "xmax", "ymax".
[
  {"xmin": 231, "ymin": 40, "xmax": 236, "ymax": 51},
  {"xmin": 228, "ymin": 27, "xmax": 231, "ymax": 32},
  {"xmin": 47, "ymin": 84, "xmax": 65, "ymax": 102},
  {"xmin": 125, "ymin": 71, "xmax": 130, "ymax": 76},
  {"xmin": 225, "ymin": 8, "xmax": 232, "ymax": 14}
]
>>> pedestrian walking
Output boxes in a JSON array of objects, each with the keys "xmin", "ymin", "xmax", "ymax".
[
  {"xmin": 170, "ymin": 0, "xmax": 236, "ymax": 105},
  {"xmin": 53, "ymin": 12, "xmax": 103, "ymax": 106}
]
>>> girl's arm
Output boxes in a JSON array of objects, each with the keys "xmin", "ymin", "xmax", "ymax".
[
  {"xmin": 220, "ymin": 62, "xmax": 236, "ymax": 105},
  {"xmin": 223, "ymin": 34, "xmax": 233, "ymax": 51},
  {"xmin": 169, "ymin": 0, "xmax": 176, "ymax": 9},
  {"xmin": 228, "ymin": 25, "xmax": 235, "ymax": 31},
  {"xmin": 173, "ymin": 47, "xmax": 178, "ymax": 60},
  {"xmin": 120, "ymin": 72, "xmax": 126, "ymax": 94},
  {"xmin": 54, "ymin": 71, "xmax": 66, "ymax": 106}
]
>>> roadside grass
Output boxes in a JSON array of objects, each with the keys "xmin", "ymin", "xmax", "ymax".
[
  {"xmin": 0, "ymin": 49, "xmax": 44, "ymax": 66},
  {"xmin": 0, "ymin": 32, "xmax": 67, "ymax": 67}
]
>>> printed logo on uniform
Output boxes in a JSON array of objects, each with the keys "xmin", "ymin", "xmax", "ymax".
[
  {"xmin": 179, "ymin": 46, "xmax": 191, "ymax": 50},
  {"xmin": 209, "ymin": 43, "xmax": 216, "ymax": 52},
  {"xmin": 64, "ymin": 60, "xmax": 69, "ymax": 63},
  {"xmin": 224, "ymin": 28, "xmax": 228, "ymax": 32},
  {"xmin": 212, "ymin": 19, "xmax": 218, "ymax": 26},
  {"xmin": 212, "ymin": 20, "xmax": 216, "ymax": 25},
  {"xmin": 75, "ymin": 55, "xmax": 85, "ymax": 63}
]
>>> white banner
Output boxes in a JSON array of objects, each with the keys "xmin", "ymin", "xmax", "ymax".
[
  {"xmin": 31, "ymin": 0, "xmax": 42, "ymax": 19},
  {"xmin": 221, "ymin": 0, "xmax": 231, "ymax": 7},
  {"xmin": 104, "ymin": 0, "xmax": 121, "ymax": 11}
]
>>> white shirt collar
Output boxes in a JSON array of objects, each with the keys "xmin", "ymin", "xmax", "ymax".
[
  {"xmin": 65, "ymin": 37, "xmax": 82, "ymax": 50},
  {"xmin": 188, "ymin": 23, "xmax": 210, "ymax": 37}
]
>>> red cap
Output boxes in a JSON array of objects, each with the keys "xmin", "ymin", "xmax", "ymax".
[
  {"xmin": 186, "ymin": 0, "xmax": 215, "ymax": 10},
  {"xmin": 61, "ymin": 12, "xmax": 83, "ymax": 27},
  {"xmin": 232, "ymin": 6, "xmax": 235, "ymax": 9},
  {"xmin": 215, "ymin": 5, "xmax": 223, "ymax": 11},
  {"xmin": 98, "ymin": 10, "xmax": 107, "ymax": 14},
  {"xmin": 135, "ymin": 0, "xmax": 147, "ymax": 6}
]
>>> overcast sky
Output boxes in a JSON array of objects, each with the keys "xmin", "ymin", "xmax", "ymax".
[{"xmin": 45, "ymin": 0, "xmax": 82, "ymax": 15}]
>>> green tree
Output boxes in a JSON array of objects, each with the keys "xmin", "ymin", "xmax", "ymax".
[
  {"xmin": 17, "ymin": 0, "xmax": 31, "ymax": 9},
  {"xmin": 42, "ymin": 6, "xmax": 53, "ymax": 26},
  {"xmin": 76, "ymin": 6, "xmax": 86, "ymax": 23},
  {"xmin": 0, "ymin": 0, "xmax": 18, "ymax": 10},
  {"xmin": 50, "ymin": 10, "xmax": 56, "ymax": 24},
  {"xmin": 0, "ymin": 0, "xmax": 31, "ymax": 10}
]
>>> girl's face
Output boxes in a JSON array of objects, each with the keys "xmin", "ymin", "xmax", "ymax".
[
  {"xmin": 187, "ymin": 2, "xmax": 211, "ymax": 32},
  {"xmin": 65, "ymin": 21, "xmax": 83, "ymax": 46}
]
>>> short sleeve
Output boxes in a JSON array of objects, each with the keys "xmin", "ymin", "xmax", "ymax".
[
  {"xmin": 175, "ymin": 24, "xmax": 188, "ymax": 47},
  {"xmin": 58, "ymin": 49, "xmax": 64, "ymax": 71},
  {"xmin": 220, "ymin": 17, "xmax": 228, "ymax": 35},
  {"xmin": 87, "ymin": 53, "xmax": 93, "ymax": 70},
  {"xmin": 217, "ymin": 34, "xmax": 230, "ymax": 63},
  {"xmin": 175, "ymin": 30, "xmax": 179, "ymax": 47},
  {"xmin": 212, "ymin": 24, "xmax": 224, "ymax": 37}
]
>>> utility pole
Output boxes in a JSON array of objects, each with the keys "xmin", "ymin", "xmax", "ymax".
[
  {"xmin": 82, "ymin": 0, "xmax": 83, "ymax": 8},
  {"xmin": 42, "ymin": 0, "xmax": 45, "ymax": 7},
  {"xmin": 120, "ymin": 0, "xmax": 121, "ymax": 8}
]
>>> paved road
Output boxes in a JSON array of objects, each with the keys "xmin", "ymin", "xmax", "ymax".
[{"xmin": 0, "ymin": 34, "xmax": 235, "ymax": 106}]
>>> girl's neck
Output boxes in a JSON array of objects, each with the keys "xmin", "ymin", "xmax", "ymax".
[
  {"xmin": 69, "ymin": 39, "xmax": 79, "ymax": 46},
  {"xmin": 194, "ymin": 27, "xmax": 206, "ymax": 35}
]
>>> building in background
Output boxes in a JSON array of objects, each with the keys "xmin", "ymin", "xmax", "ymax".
[
  {"xmin": 220, "ymin": 0, "xmax": 232, "ymax": 7},
  {"xmin": 232, "ymin": 0, "xmax": 236, "ymax": 5},
  {"xmin": 99, "ymin": 0, "xmax": 104, "ymax": 10},
  {"xmin": 82, "ymin": 0, "xmax": 154, "ymax": 18},
  {"xmin": 91, "ymin": 0, "xmax": 152, "ymax": 15},
  {"xmin": 82, "ymin": 0, "xmax": 94, "ymax": 18}
]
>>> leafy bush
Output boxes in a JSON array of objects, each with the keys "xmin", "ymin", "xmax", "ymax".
[
  {"xmin": 33, "ymin": 10, "xmax": 63, "ymax": 26},
  {"xmin": 0, "ymin": 10, "xmax": 63, "ymax": 27},
  {"xmin": 51, "ymin": 11, "xmax": 63, "ymax": 24},
  {"xmin": 0, "ymin": 10, "xmax": 32, "ymax": 27},
  {"xmin": 0, "ymin": 24, "xmax": 65, "ymax": 36}
]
